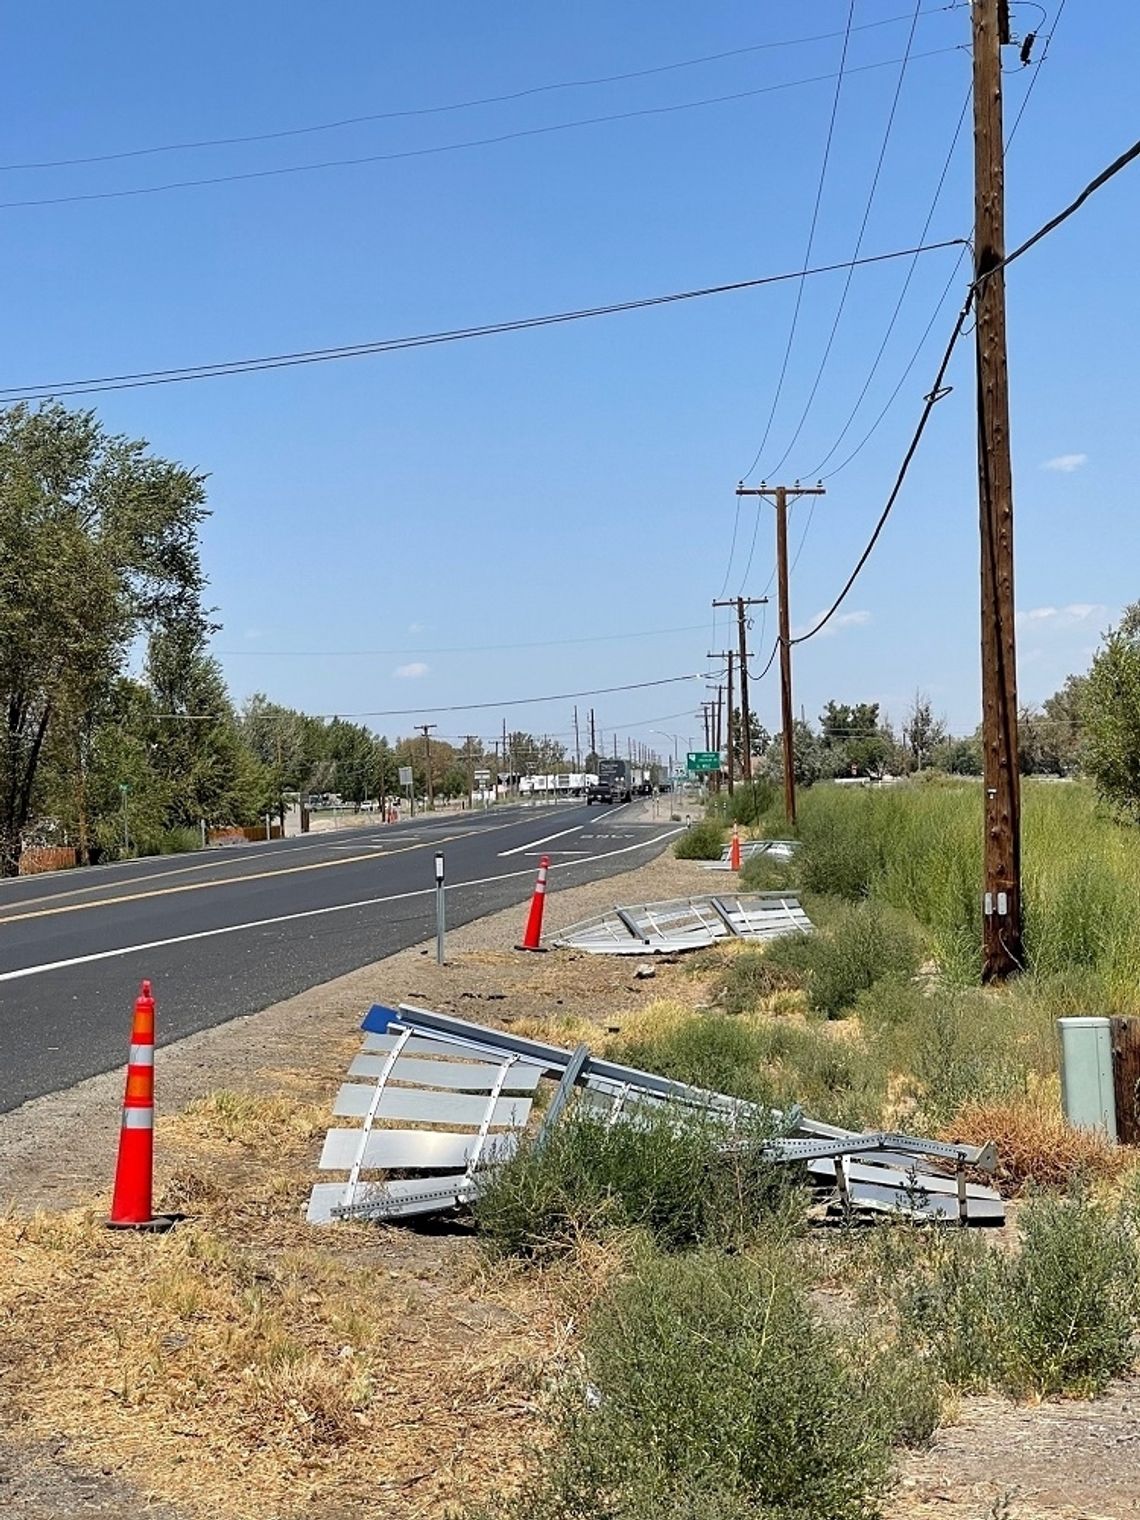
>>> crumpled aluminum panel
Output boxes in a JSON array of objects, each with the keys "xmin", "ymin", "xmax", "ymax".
[
  {"xmin": 307, "ymin": 1004, "xmax": 1004, "ymax": 1227},
  {"xmin": 552, "ymin": 893, "xmax": 812, "ymax": 953}
]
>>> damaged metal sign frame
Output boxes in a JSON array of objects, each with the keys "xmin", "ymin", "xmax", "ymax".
[{"xmin": 308, "ymin": 1004, "xmax": 1004, "ymax": 1229}]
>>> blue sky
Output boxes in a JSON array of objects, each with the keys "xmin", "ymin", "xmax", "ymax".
[{"xmin": 3, "ymin": 2, "xmax": 1136, "ymax": 756}]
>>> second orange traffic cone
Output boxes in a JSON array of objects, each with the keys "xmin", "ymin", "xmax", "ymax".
[
  {"xmin": 730, "ymin": 824, "xmax": 742, "ymax": 872},
  {"xmin": 517, "ymin": 855, "xmax": 551, "ymax": 951}
]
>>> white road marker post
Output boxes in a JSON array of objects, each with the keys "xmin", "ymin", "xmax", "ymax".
[{"xmin": 435, "ymin": 851, "xmax": 446, "ymax": 966}]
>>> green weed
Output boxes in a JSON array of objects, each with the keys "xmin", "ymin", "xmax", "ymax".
[
  {"xmin": 673, "ymin": 818, "xmax": 727, "ymax": 860},
  {"xmin": 474, "ymin": 1103, "xmax": 799, "ymax": 1260},
  {"xmin": 866, "ymin": 1191, "xmax": 1140, "ymax": 1399},
  {"xmin": 759, "ymin": 900, "xmax": 925, "ymax": 1019},
  {"xmin": 480, "ymin": 1247, "xmax": 908, "ymax": 1520}
]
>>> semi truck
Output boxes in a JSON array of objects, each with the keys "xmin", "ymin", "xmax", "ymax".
[{"xmin": 587, "ymin": 758, "xmax": 633, "ymax": 805}]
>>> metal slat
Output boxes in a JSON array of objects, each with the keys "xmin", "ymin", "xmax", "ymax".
[
  {"xmin": 332, "ymin": 1083, "xmax": 532, "ymax": 1128},
  {"xmin": 841, "ymin": 1178, "xmax": 1005, "ymax": 1225},
  {"xmin": 806, "ymin": 1156, "xmax": 1002, "ymax": 1203},
  {"xmin": 319, "ymin": 1127, "xmax": 520, "ymax": 1172},
  {"xmin": 307, "ymin": 1173, "xmax": 472, "ymax": 1223},
  {"xmin": 347, "ymin": 1052, "xmax": 544, "ymax": 1091},
  {"xmin": 361, "ymin": 1031, "xmax": 504, "ymax": 1058}
]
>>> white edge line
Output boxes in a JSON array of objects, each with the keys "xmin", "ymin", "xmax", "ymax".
[
  {"xmin": 0, "ymin": 827, "xmax": 684, "ymax": 983},
  {"xmin": 497, "ymin": 824, "xmax": 584, "ymax": 857}
]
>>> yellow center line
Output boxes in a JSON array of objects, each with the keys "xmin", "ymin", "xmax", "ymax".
[
  {"xmin": 0, "ymin": 836, "xmax": 363, "ymax": 910},
  {"xmin": 0, "ymin": 812, "xmax": 555, "ymax": 926}
]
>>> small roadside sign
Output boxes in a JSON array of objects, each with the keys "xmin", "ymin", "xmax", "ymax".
[
  {"xmin": 398, "ymin": 766, "xmax": 414, "ymax": 788},
  {"xmin": 474, "ymin": 769, "xmax": 491, "ymax": 784},
  {"xmin": 686, "ymin": 751, "xmax": 719, "ymax": 773}
]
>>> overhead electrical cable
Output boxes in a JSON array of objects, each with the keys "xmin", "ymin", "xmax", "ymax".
[
  {"xmin": 299, "ymin": 673, "xmax": 702, "ymax": 721},
  {"xmin": 0, "ymin": 238, "xmax": 966, "ymax": 402},
  {"xmin": 766, "ymin": 0, "xmax": 924, "ymax": 479},
  {"xmin": 737, "ymin": 0, "xmax": 857, "ymax": 502},
  {"xmin": 0, "ymin": 47, "xmax": 963, "ymax": 213},
  {"xmin": 0, "ymin": 7, "xmax": 963, "ymax": 173},
  {"xmin": 215, "ymin": 621, "xmax": 710, "ymax": 656},
  {"xmin": 791, "ymin": 133, "xmax": 1140, "ymax": 650},
  {"xmin": 810, "ymin": 0, "xmax": 1064, "ymax": 481},
  {"xmin": 806, "ymin": 84, "xmax": 970, "ymax": 478}
]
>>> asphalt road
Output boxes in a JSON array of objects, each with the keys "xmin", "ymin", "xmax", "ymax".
[{"xmin": 0, "ymin": 802, "xmax": 681, "ymax": 1112}]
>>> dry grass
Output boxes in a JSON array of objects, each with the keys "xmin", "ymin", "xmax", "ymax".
[
  {"xmin": 0, "ymin": 1085, "xmax": 581, "ymax": 1520},
  {"xmin": 943, "ymin": 1090, "xmax": 1139, "ymax": 1194}
]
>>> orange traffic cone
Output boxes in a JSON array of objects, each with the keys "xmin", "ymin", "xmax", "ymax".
[
  {"xmin": 730, "ymin": 823, "xmax": 742, "ymax": 872},
  {"xmin": 108, "ymin": 981, "xmax": 176, "ymax": 1232},
  {"xmin": 517, "ymin": 855, "xmax": 551, "ymax": 952}
]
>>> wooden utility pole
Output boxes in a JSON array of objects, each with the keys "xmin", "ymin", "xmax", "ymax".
[
  {"xmin": 589, "ymin": 708, "xmax": 596, "ymax": 760},
  {"xmin": 417, "ymin": 723, "xmax": 437, "ymax": 810},
  {"xmin": 712, "ymin": 596, "xmax": 767, "ymax": 784},
  {"xmin": 973, "ymin": 0, "xmax": 1022, "ymax": 981},
  {"xmin": 708, "ymin": 650, "xmax": 735, "ymax": 794},
  {"xmin": 573, "ymin": 706, "xmax": 582, "ymax": 773},
  {"xmin": 462, "ymin": 734, "xmax": 478, "ymax": 807},
  {"xmin": 735, "ymin": 485, "xmax": 825, "ymax": 826}
]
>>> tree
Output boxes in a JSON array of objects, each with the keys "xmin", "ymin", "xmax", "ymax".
[
  {"xmin": 929, "ymin": 734, "xmax": 982, "ymax": 775},
  {"xmin": 729, "ymin": 709, "xmax": 769, "ymax": 773},
  {"xmin": 1081, "ymin": 604, "xmax": 1140, "ymax": 820},
  {"xmin": 818, "ymin": 701, "xmax": 891, "ymax": 778},
  {"xmin": 1040, "ymin": 673, "xmax": 1087, "ymax": 775},
  {"xmin": 767, "ymin": 720, "xmax": 824, "ymax": 788},
  {"xmin": 901, "ymin": 690, "xmax": 947, "ymax": 773},
  {"xmin": 0, "ymin": 404, "xmax": 208, "ymax": 875}
]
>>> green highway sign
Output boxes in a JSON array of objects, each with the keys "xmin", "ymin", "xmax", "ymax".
[{"xmin": 686, "ymin": 751, "xmax": 719, "ymax": 773}]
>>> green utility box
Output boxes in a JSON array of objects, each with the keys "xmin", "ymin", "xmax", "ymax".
[{"xmin": 1058, "ymin": 1016, "xmax": 1117, "ymax": 1141}]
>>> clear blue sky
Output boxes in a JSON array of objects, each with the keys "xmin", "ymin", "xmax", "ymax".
[{"xmin": 3, "ymin": 2, "xmax": 1136, "ymax": 756}]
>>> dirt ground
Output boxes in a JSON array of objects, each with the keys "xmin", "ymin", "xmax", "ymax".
[{"xmin": 1, "ymin": 844, "xmax": 1138, "ymax": 1520}]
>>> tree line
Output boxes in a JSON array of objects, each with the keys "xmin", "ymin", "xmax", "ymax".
[
  {"xmin": 4, "ymin": 399, "xmax": 1137, "ymax": 875},
  {"xmin": 0, "ymin": 402, "xmax": 581, "ymax": 876}
]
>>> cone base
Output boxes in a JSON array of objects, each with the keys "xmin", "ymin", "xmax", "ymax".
[
  {"xmin": 106, "ymin": 1213, "xmax": 182, "ymax": 1234},
  {"xmin": 515, "ymin": 944, "xmax": 548, "ymax": 954}
]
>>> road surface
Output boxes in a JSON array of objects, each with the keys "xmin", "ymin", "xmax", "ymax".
[{"xmin": 0, "ymin": 802, "xmax": 680, "ymax": 1112}]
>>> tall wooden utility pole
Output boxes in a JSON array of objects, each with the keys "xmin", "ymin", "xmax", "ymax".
[
  {"xmin": 735, "ymin": 484, "xmax": 825, "ymax": 826},
  {"xmin": 712, "ymin": 596, "xmax": 767, "ymax": 784},
  {"xmin": 573, "ymin": 706, "xmax": 582, "ymax": 773},
  {"xmin": 708, "ymin": 650, "xmax": 736, "ymax": 794},
  {"xmin": 417, "ymin": 723, "xmax": 437, "ymax": 811},
  {"xmin": 462, "ymin": 734, "xmax": 478, "ymax": 806},
  {"xmin": 973, "ymin": 0, "xmax": 1022, "ymax": 980},
  {"xmin": 589, "ymin": 708, "xmax": 596, "ymax": 760}
]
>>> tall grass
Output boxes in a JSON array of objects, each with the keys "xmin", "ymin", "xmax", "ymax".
[{"xmin": 790, "ymin": 780, "xmax": 1140, "ymax": 1001}]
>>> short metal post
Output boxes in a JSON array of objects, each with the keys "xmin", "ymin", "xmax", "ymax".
[
  {"xmin": 200, "ymin": 818, "xmax": 207, "ymax": 849},
  {"xmin": 435, "ymin": 852, "xmax": 446, "ymax": 965},
  {"xmin": 265, "ymin": 813, "xmax": 271, "ymax": 841}
]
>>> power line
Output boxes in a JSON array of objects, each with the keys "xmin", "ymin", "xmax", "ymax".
[
  {"xmin": 300, "ymin": 673, "xmax": 701, "ymax": 721},
  {"xmin": 0, "ymin": 9, "xmax": 962, "ymax": 174},
  {"xmin": 792, "ymin": 132, "xmax": 1140, "ymax": 650},
  {"xmin": 0, "ymin": 47, "xmax": 963, "ymax": 213},
  {"xmin": 766, "ymin": 0, "xmax": 925, "ymax": 478},
  {"xmin": 738, "ymin": 0, "xmax": 857, "ymax": 495},
  {"xmin": 0, "ymin": 238, "xmax": 966, "ymax": 402},
  {"xmin": 810, "ymin": 0, "xmax": 1064, "ymax": 482},
  {"xmin": 214, "ymin": 621, "xmax": 709, "ymax": 657},
  {"xmin": 808, "ymin": 87, "xmax": 971, "ymax": 479}
]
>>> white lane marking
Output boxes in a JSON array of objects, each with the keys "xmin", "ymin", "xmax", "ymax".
[
  {"xmin": 497, "ymin": 825, "xmax": 584, "ymax": 858},
  {"xmin": 0, "ymin": 828, "xmax": 683, "ymax": 984}
]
